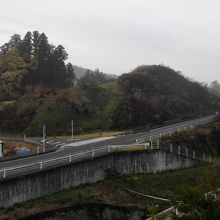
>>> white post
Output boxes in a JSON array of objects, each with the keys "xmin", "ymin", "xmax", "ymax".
[
  {"xmin": 37, "ymin": 146, "xmax": 40, "ymax": 154},
  {"xmin": 92, "ymin": 147, "xmax": 95, "ymax": 157},
  {"xmin": 69, "ymin": 155, "xmax": 72, "ymax": 163},
  {"xmin": 108, "ymin": 146, "xmax": 111, "ymax": 152},
  {"xmin": 136, "ymin": 139, "xmax": 138, "ymax": 144},
  {"xmin": 40, "ymin": 162, "xmax": 43, "ymax": 169},
  {"xmin": 71, "ymin": 120, "xmax": 74, "ymax": 139},
  {"xmin": 178, "ymin": 128, "xmax": 180, "ymax": 133},
  {"xmin": 3, "ymin": 169, "xmax": 6, "ymax": 178},
  {"xmin": 42, "ymin": 124, "xmax": 46, "ymax": 153},
  {"xmin": 0, "ymin": 140, "xmax": 3, "ymax": 157},
  {"xmin": 23, "ymin": 134, "xmax": 26, "ymax": 141},
  {"xmin": 178, "ymin": 146, "xmax": 181, "ymax": 155},
  {"xmin": 170, "ymin": 143, "xmax": 173, "ymax": 153},
  {"xmin": 145, "ymin": 143, "xmax": 147, "ymax": 150}
]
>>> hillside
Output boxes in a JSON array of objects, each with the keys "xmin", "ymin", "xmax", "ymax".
[
  {"xmin": 73, "ymin": 65, "xmax": 118, "ymax": 79},
  {"xmin": 111, "ymin": 65, "xmax": 220, "ymax": 129},
  {"xmin": 0, "ymin": 32, "xmax": 220, "ymax": 136}
]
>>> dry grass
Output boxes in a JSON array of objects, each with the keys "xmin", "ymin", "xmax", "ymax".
[
  {"xmin": 56, "ymin": 131, "xmax": 129, "ymax": 140},
  {"xmin": 4, "ymin": 140, "xmax": 38, "ymax": 156}
]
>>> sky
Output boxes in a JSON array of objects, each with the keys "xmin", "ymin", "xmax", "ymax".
[{"xmin": 0, "ymin": 0, "xmax": 220, "ymax": 83}]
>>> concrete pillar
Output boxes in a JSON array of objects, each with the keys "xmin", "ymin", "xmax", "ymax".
[{"xmin": 0, "ymin": 140, "xmax": 4, "ymax": 157}]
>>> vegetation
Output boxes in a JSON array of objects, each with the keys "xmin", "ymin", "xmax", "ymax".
[
  {"xmin": 1, "ymin": 32, "xmax": 220, "ymax": 136},
  {"xmin": 209, "ymin": 80, "xmax": 220, "ymax": 98},
  {"xmin": 112, "ymin": 65, "xmax": 220, "ymax": 129},
  {"xmin": 2, "ymin": 158, "xmax": 220, "ymax": 219}
]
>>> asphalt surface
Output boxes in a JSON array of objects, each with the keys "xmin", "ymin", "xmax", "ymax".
[{"xmin": 0, "ymin": 115, "xmax": 215, "ymax": 172}]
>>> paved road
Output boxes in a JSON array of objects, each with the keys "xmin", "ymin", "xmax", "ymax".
[{"xmin": 0, "ymin": 115, "xmax": 215, "ymax": 171}]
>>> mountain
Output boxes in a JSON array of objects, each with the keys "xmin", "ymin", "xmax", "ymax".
[
  {"xmin": 1, "ymin": 64, "xmax": 219, "ymax": 136},
  {"xmin": 111, "ymin": 65, "xmax": 220, "ymax": 129},
  {"xmin": 73, "ymin": 65, "xmax": 118, "ymax": 79},
  {"xmin": 0, "ymin": 31, "xmax": 219, "ymax": 135}
]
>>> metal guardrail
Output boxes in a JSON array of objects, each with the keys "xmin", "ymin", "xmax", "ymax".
[
  {"xmin": 136, "ymin": 115, "xmax": 215, "ymax": 144},
  {"xmin": 0, "ymin": 115, "xmax": 215, "ymax": 180},
  {"xmin": 0, "ymin": 139, "xmax": 211, "ymax": 179}
]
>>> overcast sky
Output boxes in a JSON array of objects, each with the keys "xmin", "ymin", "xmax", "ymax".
[{"xmin": 1, "ymin": 0, "xmax": 220, "ymax": 83}]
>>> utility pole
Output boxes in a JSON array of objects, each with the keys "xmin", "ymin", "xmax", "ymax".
[
  {"xmin": 71, "ymin": 120, "xmax": 74, "ymax": 139},
  {"xmin": 42, "ymin": 124, "xmax": 46, "ymax": 152}
]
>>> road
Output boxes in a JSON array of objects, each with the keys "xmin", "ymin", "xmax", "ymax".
[{"xmin": 0, "ymin": 115, "xmax": 215, "ymax": 177}]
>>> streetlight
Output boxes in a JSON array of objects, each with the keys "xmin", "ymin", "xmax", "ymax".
[
  {"xmin": 71, "ymin": 120, "xmax": 74, "ymax": 139},
  {"xmin": 42, "ymin": 124, "xmax": 46, "ymax": 152},
  {"xmin": 0, "ymin": 140, "xmax": 3, "ymax": 157}
]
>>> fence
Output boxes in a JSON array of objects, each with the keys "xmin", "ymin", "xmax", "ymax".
[{"xmin": 136, "ymin": 115, "xmax": 215, "ymax": 144}]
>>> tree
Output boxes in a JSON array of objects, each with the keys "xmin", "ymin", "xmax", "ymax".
[
  {"xmin": 32, "ymin": 30, "xmax": 40, "ymax": 56},
  {"xmin": 20, "ymin": 31, "xmax": 32, "ymax": 62},
  {"xmin": 8, "ymin": 34, "xmax": 22, "ymax": 51},
  {"xmin": 37, "ymin": 33, "xmax": 51, "ymax": 63},
  {"xmin": 209, "ymin": 81, "xmax": 220, "ymax": 97},
  {"xmin": 66, "ymin": 62, "xmax": 75, "ymax": 78}
]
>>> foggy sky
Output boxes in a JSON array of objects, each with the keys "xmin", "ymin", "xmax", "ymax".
[{"xmin": 1, "ymin": 0, "xmax": 220, "ymax": 83}]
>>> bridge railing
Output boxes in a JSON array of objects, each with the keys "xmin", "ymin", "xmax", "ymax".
[
  {"xmin": 0, "ymin": 139, "xmax": 212, "ymax": 179},
  {"xmin": 136, "ymin": 116, "xmax": 215, "ymax": 144}
]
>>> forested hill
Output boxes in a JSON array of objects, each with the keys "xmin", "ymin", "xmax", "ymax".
[
  {"xmin": 0, "ymin": 31, "xmax": 75, "ymax": 101},
  {"xmin": 111, "ymin": 65, "xmax": 220, "ymax": 129},
  {"xmin": 0, "ymin": 32, "xmax": 219, "ymax": 135}
]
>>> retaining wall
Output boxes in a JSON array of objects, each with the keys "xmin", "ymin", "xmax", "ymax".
[{"xmin": 0, "ymin": 150, "xmax": 201, "ymax": 207}]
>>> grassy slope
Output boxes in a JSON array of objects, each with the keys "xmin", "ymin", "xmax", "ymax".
[
  {"xmin": 23, "ymin": 82, "xmax": 119, "ymax": 136},
  {"xmin": 1, "ymin": 159, "xmax": 220, "ymax": 219}
]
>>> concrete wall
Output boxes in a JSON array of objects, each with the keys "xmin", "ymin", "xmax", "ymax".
[{"xmin": 0, "ymin": 150, "xmax": 201, "ymax": 207}]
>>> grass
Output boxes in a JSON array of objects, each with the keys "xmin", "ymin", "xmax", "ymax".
[
  {"xmin": 56, "ymin": 130, "xmax": 128, "ymax": 139},
  {"xmin": 0, "ymin": 101, "xmax": 16, "ymax": 106}
]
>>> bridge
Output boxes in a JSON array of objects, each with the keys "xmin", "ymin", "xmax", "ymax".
[{"xmin": 0, "ymin": 115, "xmax": 215, "ymax": 207}]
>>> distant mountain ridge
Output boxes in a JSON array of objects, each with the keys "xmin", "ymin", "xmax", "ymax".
[{"xmin": 73, "ymin": 65, "xmax": 118, "ymax": 79}]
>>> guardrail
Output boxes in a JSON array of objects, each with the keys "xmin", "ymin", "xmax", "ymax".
[
  {"xmin": 0, "ymin": 138, "xmax": 211, "ymax": 179},
  {"xmin": 136, "ymin": 115, "xmax": 215, "ymax": 144}
]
